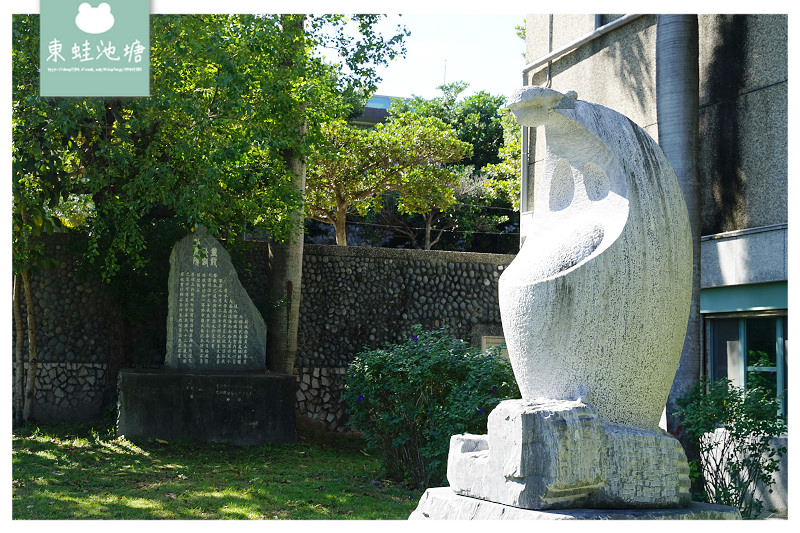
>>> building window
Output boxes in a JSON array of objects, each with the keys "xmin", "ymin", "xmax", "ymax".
[{"xmin": 706, "ymin": 312, "xmax": 788, "ymax": 418}]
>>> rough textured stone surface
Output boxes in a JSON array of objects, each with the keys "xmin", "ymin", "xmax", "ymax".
[
  {"xmin": 410, "ymin": 488, "xmax": 741, "ymax": 520},
  {"xmin": 165, "ymin": 227, "xmax": 267, "ymax": 371},
  {"xmin": 14, "ymin": 236, "xmax": 512, "ymax": 427},
  {"xmin": 116, "ymin": 369, "xmax": 296, "ymax": 445},
  {"xmin": 447, "ymin": 399, "xmax": 690, "ymax": 510},
  {"xmin": 417, "ymin": 88, "xmax": 696, "ymax": 520},
  {"xmin": 500, "ymin": 87, "xmax": 692, "ymax": 432},
  {"xmin": 298, "ymin": 245, "xmax": 512, "ymax": 369}
]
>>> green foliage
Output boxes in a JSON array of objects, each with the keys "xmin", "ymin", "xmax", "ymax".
[
  {"xmin": 390, "ymin": 82, "xmax": 506, "ymax": 169},
  {"xmin": 675, "ymin": 377, "xmax": 786, "ymax": 518},
  {"xmin": 484, "ymin": 107, "xmax": 522, "ymax": 210},
  {"xmin": 372, "ymin": 83, "xmax": 517, "ymax": 251},
  {"xmin": 13, "ymin": 14, "xmax": 408, "ymax": 280},
  {"xmin": 305, "ymin": 114, "xmax": 471, "ymax": 245},
  {"xmin": 747, "ymin": 350, "xmax": 779, "ymax": 397},
  {"xmin": 343, "ymin": 326, "xmax": 519, "ymax": 489}
]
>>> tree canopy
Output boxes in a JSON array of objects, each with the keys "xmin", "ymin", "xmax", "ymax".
[
  {"xmin": 305, "ymin": 113, "xmax": 471, "ymax": 246},
  {"xmin": 390, "ymin": 82, "xmax": 506, "ymax": 170},
  {"xmin": 12, "ymin": 14, "xmax": 409, "ymax": 392},
  {"xmin": 362, "ymin": 82, "xmax": 518, "ymax": 251},
  {"xmin": 12, "ymin": 14, "xmax": 408, "ymax": 279}
]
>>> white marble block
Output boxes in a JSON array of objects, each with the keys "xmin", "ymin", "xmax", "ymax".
[{"xmin": 414, "ymin": 87, "xmax": 697, "ymax": 517}]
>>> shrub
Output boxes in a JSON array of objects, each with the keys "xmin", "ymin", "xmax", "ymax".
[
  {"xmin": 674, "ymin": 377, "xmax": 786, "ymax": 518},
  {"xmin": 343, "ymin": 325, "xmax": 519, "ymax": 489}
]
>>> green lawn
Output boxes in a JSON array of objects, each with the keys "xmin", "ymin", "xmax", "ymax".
[{"xmin": 12, "ymin": 422, "xmax": 421, "ymax": 520}]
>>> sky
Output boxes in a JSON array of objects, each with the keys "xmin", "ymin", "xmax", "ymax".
[{"xmin": 370, "ymin": 13, "xmax": 525, "ymax": 100}]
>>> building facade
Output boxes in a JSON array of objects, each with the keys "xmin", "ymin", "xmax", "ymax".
[{"xmin": 520, "ymin": 14, "xmax": 788, "ymax": 513}]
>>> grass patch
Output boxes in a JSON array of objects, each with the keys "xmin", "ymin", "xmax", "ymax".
[{"xmin": 12, "ymin": 422, "xmax": 421, "ymax": 520}]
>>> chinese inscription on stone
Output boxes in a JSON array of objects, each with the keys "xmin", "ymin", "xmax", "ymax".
[{"xmin": 165, "ymin": 227, "xmax": 267, "ymax": 371}]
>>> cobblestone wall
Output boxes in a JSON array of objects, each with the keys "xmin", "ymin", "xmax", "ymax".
[
  {"xmin": 13, "ymin": 238, "xmax": 515, "ymax": 427},
  {"xmin": 12, "ymin": 237, "xmax": 117, "ymax": 422},
  {"xmin": 295, "ymin": 244, "xmax": 515, "ymax": 432}
]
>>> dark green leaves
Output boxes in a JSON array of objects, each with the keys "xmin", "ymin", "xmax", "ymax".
[{"xmin": 343, "ymin": 326, "xmax": 519, "ymax": 488}]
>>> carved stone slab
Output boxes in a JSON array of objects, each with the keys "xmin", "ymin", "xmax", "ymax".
[{"xmin": 165, "ymin": 227, "xmax": 266, "ymax": 371}]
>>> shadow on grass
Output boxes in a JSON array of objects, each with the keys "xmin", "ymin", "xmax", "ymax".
[{"xmin": 12, "ymin": 422, "xmax": 421, "ymax": 520}]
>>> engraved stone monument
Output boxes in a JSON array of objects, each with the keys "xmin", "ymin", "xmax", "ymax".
[
  {"xmin": 410, "ymin": 88, "xmax": 740, "ymax": 520},
  {"xmin": 165, "ymin": 227, "xmax": 267, "ymax": 371},
  {"xmin": 117, "ymin": 226, "xmax": 296, "ymax": 445}
]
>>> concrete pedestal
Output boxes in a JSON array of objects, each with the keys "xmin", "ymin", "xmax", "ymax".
[
  {"xmin": 116, "ymin": 369, "xmax": 297, "ymax": 445},
  {"xmin": 410, "ymin": 488, "xmax": 742, "ymax": 520}
]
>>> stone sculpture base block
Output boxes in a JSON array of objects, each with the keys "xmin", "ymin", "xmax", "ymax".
[
  {"xmin": 447, "ymin": 399, "xmax": 690, "ymax": 510},
  {"xmin": 410, "ymin": 488, "xmax": 742, "ymax": 520},
  {"xmin": 117, "ymin": 369, "xmax": 296, "ymax": 445}
]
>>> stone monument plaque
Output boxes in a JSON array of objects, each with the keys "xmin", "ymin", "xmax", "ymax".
[{"xmin": 165, "ymin": 226, "xmax": 267, "ymax": 371}]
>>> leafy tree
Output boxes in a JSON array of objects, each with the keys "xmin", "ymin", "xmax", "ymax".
[
  {"xmin": 369, "ymin": 169, "xmax": 514, "ymax": 251},
  {"xmin": 12, "ymin": 14, "xmax": 408, "ymax": 404},
  {"xmin": 484, "ymin": 107, "xmax": 522, "ymax": 210},
  {"xmin": 371, "ymin": 84, "xmax": 517, "ymax": 252},
  {"xmin": 305, "ymin": 113, "xmax": 471, "ymax": 246},
  {"xmin": 12, "ymin": 16, "xmax": 85, "ymax": 421},
  {"xmin": 390, "ymin": 82, "xmax": 506, "ymax": 169}
]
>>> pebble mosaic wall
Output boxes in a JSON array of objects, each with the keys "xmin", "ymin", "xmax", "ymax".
[{"xmin": 13, "ymin": 238, "xmax": 514, "ymax": 427}]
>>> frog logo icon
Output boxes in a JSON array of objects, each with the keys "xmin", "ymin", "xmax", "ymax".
[{"xmin": 75, "ymin": 2, "xmax": 115, "ymax": 34}]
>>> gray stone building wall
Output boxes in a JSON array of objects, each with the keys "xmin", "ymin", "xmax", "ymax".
[
  {"xmin": 697, "ymin": 14, "xmax": 788, "ymax": 235},
  {"xmin": 522, "ymin": 14, "xmax": 788, "ymax": 235}
]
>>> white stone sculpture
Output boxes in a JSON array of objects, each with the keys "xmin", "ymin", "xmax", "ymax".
[
  {"xmin": 500, "ymin": 86, "xmax": 692, "ymax": 432},
  {"xmin": 414, "ymin": 87, "xmax": 697, "ymax": 516}
]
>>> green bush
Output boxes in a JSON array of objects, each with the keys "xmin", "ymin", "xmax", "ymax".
[
  {"xmin": 675, "ymin": 377, "xmax": 786, "ymax": 518},
  {"xmin": 343, "ymin": 325, "xmax": 519, "ymax": 489}
]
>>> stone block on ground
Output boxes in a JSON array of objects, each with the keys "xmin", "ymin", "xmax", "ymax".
[
  {"xmin": 447, "ymin": 399, "xmax": 690, "ymax": 510},
  {"xmin": 116, "ymin": 369, "xmax": 296, "ymax": 445},
  {"xmin": 410, "ymin": 487, "xmax": 741, "ymax": 520}
]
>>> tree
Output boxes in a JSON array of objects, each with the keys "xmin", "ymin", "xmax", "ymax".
[
  {"xmin": 12, "ymin": 16, "xmax": 83, "ymax": 421},
  {"xmin": 265, "ymin": 14, "xmax": 408, "ymax": 372},
  {"xmin": 390, "ymin": 82, "xmax": 506, "ymax": 169},
  {"xmin": 376, "ymin": 83, "xmax": 516, "ymax": 252},
  {"xmin": 305, "ymin": 113, "xmax": 471, "ymax": 246},
  {"xmin": 369, "ymin": 169, "xmax": 515, "ymax": 251},
  {"xmin": 484, "ymin": 107, "xmax": 522, "ymax": 210},
  {"xmin": 12, "ymin": 14, "xmax": 409, "ymax": 394}
]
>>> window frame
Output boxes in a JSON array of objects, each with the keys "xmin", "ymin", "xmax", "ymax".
[{"xmin": 704, "ymin": 310, "xmax": 787, "ymax": 418}]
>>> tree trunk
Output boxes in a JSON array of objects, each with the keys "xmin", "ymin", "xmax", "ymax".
[
  {"xmin": 334, "ymin": 209, "xmax": 348, "ymax": 246},
  {"xmin": 13, "ymin": 273, "xmax": 25, "ymax": 423},
  {"xmin": 423, "ymin": 212, "xmax": 433, "ymax": 250},
  {"xmin": 266, "ymin": 14, "xmax": 308, "ymax": 376},
  {"xmin": 21, "ymin": 269, "xmax": 39, "ymax": 422},
  {"xmin": 267, "ymin": 151, "xmax": 306, "ymax": 375},
  {"xmin": 656, "ymin": 15, "xmax": 701, "ymax": 430}
]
